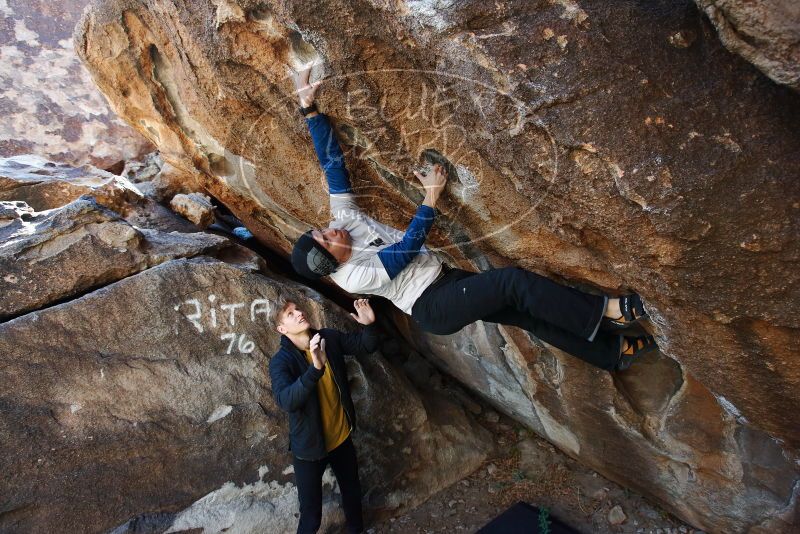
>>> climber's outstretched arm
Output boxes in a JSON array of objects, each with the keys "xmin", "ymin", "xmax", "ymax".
[
  {"xmin": 306, "ymin": 114, "xmax": 352, "ymax": 195},
  {"xmin": 377, "ymin": 164, "xmax": 447, "ymax": 278},
  {"xmin": 292, "ymin": 66, "xmax": 353, "ymax": 200}
]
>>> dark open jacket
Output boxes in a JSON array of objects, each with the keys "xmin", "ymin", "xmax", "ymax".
[{"xmin": 268, "ymin": 325, "xmax": 380, "ymax": 461}]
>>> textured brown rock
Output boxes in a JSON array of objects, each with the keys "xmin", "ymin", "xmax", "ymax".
[
  {"xmin": 74, "ymin": 0, "xmax": 800, "ymax": 531},
  {"xmin": 0, "ymin": 257, "xmax": 491, "ymax": 533},
  {"xmin": 122, "ymin": 153, "xmax": 200, "ymax": 203},
  {"xmin": 695, "ymin": 0, "xmax": 800, "ymax": 91},
  {"xmin": 0, "ymin": 0, "xmax": 152, "ymax": 168}
]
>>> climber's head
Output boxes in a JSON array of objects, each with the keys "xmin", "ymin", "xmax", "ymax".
[
  {"xmin": 273, "ymin": 299, "xmax": 311, "ymax": 336},
  {"xmin": 290, "ymin": 227, "xmax": 352, "ymax": 280}
]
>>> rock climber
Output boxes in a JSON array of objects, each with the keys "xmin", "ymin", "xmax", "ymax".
[
  {"xmin": 269, "ymin": 296, "xmax": 379, "ymax": 534},
  {"xmin": 289, "ymin": 66, "xmax": 656, "ymax": 372}
]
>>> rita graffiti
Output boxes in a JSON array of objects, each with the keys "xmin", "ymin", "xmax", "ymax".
[{"xmin": 174, "ymin": 295, "xmax": 272, "ymax": 355}]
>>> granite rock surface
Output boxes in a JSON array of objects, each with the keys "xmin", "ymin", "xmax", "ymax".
[{"xmin": 70, "ymin": 0, "xmax": 800, "ymax": 531}]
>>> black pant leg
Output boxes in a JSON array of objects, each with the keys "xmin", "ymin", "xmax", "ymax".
[
  {"xmin": 293, "ymin": 455, "xmax": 327, "ymax": 534},
  {"xmin": 327, "ymin": 437, "xmax": 364, "ymax": 534},
  {"xmin": 483, "ymin": 308, "xmax": 621, "ymax": 370},
  {"xmin": 413, "ymin": 267, "xmax": 606, "ymax": 339}
]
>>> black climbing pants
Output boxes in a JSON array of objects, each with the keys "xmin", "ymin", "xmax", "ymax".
[
  {"xmin": 293, "ymin": 437, "xmax": 363, "ymax": 534},
  {"xmin": 411, "ymin": 267, "xmax": 621, "ymax": 370}
]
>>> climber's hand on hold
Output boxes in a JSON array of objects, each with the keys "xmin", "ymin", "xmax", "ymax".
[
  {"xmin": 350, "ymin": 298, "xmax": 376, "ymax": 325},
  {"xmin": 292, "ymin": 64, "xmax": 322, "ymax": 109},
  {"xmin": 415, "ymin": 163, "xmax": 448, "ymax": 208}
]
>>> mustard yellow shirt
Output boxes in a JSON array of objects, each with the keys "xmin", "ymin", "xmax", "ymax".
[{"xmin": 305, "ymin": 350, "xmax": 351, "ymax": 452}]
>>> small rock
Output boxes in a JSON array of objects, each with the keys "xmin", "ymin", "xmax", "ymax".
[
  {"xmin": 486, "ymin": 463, "xmax": 498, "ymax": 476},
  {"xmin": 668, "ymin": 30, "xmax": 696, "ymax": 48},
  {"xmin": 448, "ymin": 499, "xmax": 457, "ymax": 508},
  {"xmin": 591, "ymin": 487, "xmax": 609, "ymax": 501},
  {"xmin": 483, "ymin": 410, "xmax": 500, "ymax": 423},
  {"xmin": 170, "ymin": 192, "xmax": 215, "ymax": 228},
  {"xmin": 608, "ymin": 505, "xmax": 627, "ymax": 526}
]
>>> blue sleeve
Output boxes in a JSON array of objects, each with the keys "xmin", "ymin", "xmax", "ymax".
[
  {"xmin": 377, "ymin": 205, "xmax": 436, "ymax": 279},
  {"xmin": 306, "ymin": 113, "xmax": 352, "ymax": 194}
]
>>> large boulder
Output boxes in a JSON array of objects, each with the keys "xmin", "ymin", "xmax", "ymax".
[
  {"xmin": 0, "ymin": 196, "xmax": 229, "ymax": 320},
  {"xmin": 0, "ymin": 154, "xmax": 235, "ymax": 320},
  {"xmin": 74, "ymin": 0, "xmax": 800, "ymax": 531},
  {"xmin": 390, "ymin": 310, "xmax": 799, "ymax": 533},
  {"xmin": 0, "ymin": 254, "xmax": 491, "ymax": 533},
  {"xmin": 0, "ymin": 0, "xmax": 152, "ymax": 168},
  {"xmin": 0, "ymin": 157, "xmax": 492, "ymax": 532},
  {"xmin": 0, "ymin": 154, "xmax": 143, "ymax": 212},
  {"xmin": 0, "ymin": 154, "xmax": 201, "ymax": 232}
]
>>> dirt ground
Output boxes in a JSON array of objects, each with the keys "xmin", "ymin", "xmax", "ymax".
[{"xmin": 367, "ymin": 412, "xmax": 703, "ymax": 534}]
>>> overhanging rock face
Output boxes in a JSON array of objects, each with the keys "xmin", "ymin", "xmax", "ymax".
[{"xmin": 75, "ymin": 1, "xmax": 800, "ymax": 531}]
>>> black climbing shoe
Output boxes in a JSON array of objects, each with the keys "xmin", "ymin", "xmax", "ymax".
[
  {"xmin": 602, "ymin": 293, "xmax": 648, "ymax": 332},
  {"xmin": 614, "ymin": 335, "xmax": 658, "ymax": 372}
]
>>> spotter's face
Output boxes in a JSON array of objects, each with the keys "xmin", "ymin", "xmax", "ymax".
[{"xmin": 277, "ymin": 302, "xmax": 311, "ymax": 336}]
